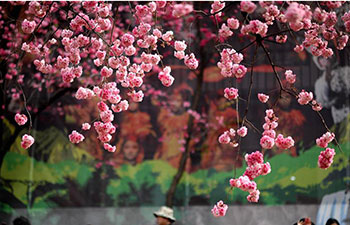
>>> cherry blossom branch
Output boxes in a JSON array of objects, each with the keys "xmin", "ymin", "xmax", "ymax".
[
  {"xmin": 165, "ymin": 9, "xmax": 207, "ymax": 206},
  {"xmin": 260, "ymin": 41, "xmax": 284, "ymax": 94},
  {"xmin": 241, "ymin": 44, "xmax": 258, "ymax": 126},
  {"xmin": 314, "ymin": 108, "xmax": 344, "ymax": 153},
  {"xmin": 245, "ymin": 119, "xmax": 262, "ymax": 135},
  {"xmin": 65, "ymin": 7, "xmax": 118, "ymax": 57},
  {"xmin": 262, "ymin": 29, "xmax": 294, "ymax": 40},
  {"xmin": 260, "ymin": 40, "xmax": 344, "ymax": 154},
  {"xmin": 233, "ymin": 44, "xmax": 258, "ymax": 179}
]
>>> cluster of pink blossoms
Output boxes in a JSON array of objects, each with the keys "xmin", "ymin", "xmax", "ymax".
[
  {"xmin": 75, "ymin": 87, "xmax": 95, "ymax": 100},
  {"xmin": 260, "ymin": 109, "xmax": 295, "ymax": 150},
  {"xmin": 284, "ymin": 2, "xmax": 346, "ymax": 57},
  {"xmin": 218, "ymin": 126, "xmax": 248, "ymax": 146},
  {"xmin": 297, "ymin": 90, "xmax": 313, "ymax": 105},
  {"xmin": 318, "ymin": 148, "xmax": 336, "ymax": 169},
  {"xmin": 158, "ymin": 67, "xmax": 174, "ymax": 87},
  {"xmin": 21, "ymin": 19, "xmax": 36, "ymax": 34},
  {"xmin": 217, "ymin": 48, "xmax": 246, "ymax": 78},
  {"xmin": 21, "ymin": 1, "xmax": 201, "ymax": 150},
  {"xmin": 68, "ymin": 130, "xmax": 85, "ymax": 144},
  {"xmin": 316, "ymin": 132, "xmax": 335, "ymax": 148},
  {"xmin": 10, "ymin": 1, "xmax": 348, "ymax": 213},
  {"xmin": 211, "ymin": 200, "xmax": 228, "ymax": 217},
  {"xmin": 316, "ymin": 132, "xmax": 336, "ymax": 169},
  {"xmin": 218, "ymin": 16, "xmax": 240, "ymax": 40},
  {"xmin": 241, "ymin": 20, "xmax": 268, "ymax": 37},
  {"xmin": 229, "ymin": 151, "xmax": 270, "ymax": 203}
]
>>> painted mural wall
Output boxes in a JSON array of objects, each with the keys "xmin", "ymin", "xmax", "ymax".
[{"xmin": 1, "ymin": 30, "xmax": 350, "ymax": 224}]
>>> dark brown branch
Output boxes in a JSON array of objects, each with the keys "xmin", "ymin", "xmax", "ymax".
[
  {"xmin": 245, "ymin": 119, "xmax": 262, "ymax": 135},
  {"xmin": 234, "ymin": 44, "xmax": 258, "ymax": 178},
  {"xmin": 165, "ymin": 6, "xmax": 206, "ymax": 206}
]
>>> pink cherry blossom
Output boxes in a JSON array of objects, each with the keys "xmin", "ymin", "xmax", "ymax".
[
  {"xmin": 174, "ymin": 51, "xmax": 185, "ymax": 60},
  {"xmin": 219, "ymin": 24, "xmax": 233, "ymax": 39},
  {"xmin": 285, "ymin": 2, "xmax": 305, "ymax": 24},
  {"xmin": 261, "ymin": 162, "xmax": 271, "ymax": 175},
  {"xmin": 156, "ymin": 1, "xmax": 166, "ymax": 8},
  {"xmin": 21, "ymin": 134, "xmax": 35, "ymax": 149},
  {"xmin": 162, "ymin": 31, "xmax": 173, "ymax": 42},
  {"xmin": 285, "ymin": 70, "xmax": 296, "ymax": 84},
  {"xmin": 21, "ymin": 19, "xmax": 36, "ymax": 34},
  {"xmin": 101, "ymin": 66, "xmax": 113, "ymax": 78},
  {"xmin": 298, "ymin": 90, "xmax": 313, "ymax": 105},
  {"xmin": 184, "ymin": 53, "xmax": 199, "ymax": 70},
  {"xmin": 100, "ymin": 109, "xmax": 114, "ymax": 123},
  {"xmin": 129, "ymin": 90, "xmax": 144, "ymax": 102},
  {"xmin": 311, "ymin": 100, "xmax": 322, "ymax": 111},
  {"xmin": 262, "ymin": 130, "xmax": 276, "ymax": 138},
  {"xmin": 294, "ymin": 45, "xmax": 304, "ymax": 53},
  {"xmin": 121, "ymin": 33, "xmax": 135, "ymax": 47},
  {"xmin": 218, "ymin": 131, "xmax": 231, "ymax": 144},
  {"xmin": 260, "ymin": 135, "xmax": 275, "ymax": 149},
  {"xmin": 75, "ymin": 87, "xmax": 95, "ymax": 100},
  {"xmin": 211, "ymin": 200, "xmax": 228, "ymax": 217},
  {"xmin": 69, "ymin": 130, "xmax": 85, "ymax": 144},
  {"xmin": 276, "ymin": 35, "xmax": 287, "ymax": 43},
  {"xmin": 224, "ymin": 87, "xmax": 239, "ymax": 100},
  {"xmin": 15, "ymin": 113, "xmax": 28, "ymax": 126},
  {"xmin": 240, "ymin": 1, "xmax": 257, "ymax": 14},
  {"xmin": 211, "ymin": 1, "xmax": 225, "ymax": 14},
  {"xmin": 241, "ymin": 20, "xmax": 268, "ymax": 37},
  {"xmin": 258, "ymin": 93, "xmax": 269, "ymax": 103},
  {"xmin": 243, "ymin": 151, "xmax": 271, "ymax": 180},
  {"xmin": 174, "ymin": 40, "xmax": 187, "ymax": 52},
  {"xmin": 158, "ymin": 66, "xmax": 174, "ymax": 87},
  {"xmin": 232, "ymin": 64, "xmax": 247, "ymax": 78},
  {"xmin": 227, "ymin": 18, "xmax": 240, "ymax": 30},
  {"xmin": 247, "ymin": 189, "xmax": 260, "ymax": 203},
  {"xmin": 245, "ymin": 151, "xmax": 264, "ymax": 166},
  {"xmin": 104, "ymin": 143, "xmax": 116, "ymax": 152},
  {"xmin": 237, "ymin": 126, "xmax": 248, "ymax": 137},
  {"xmin": 82, "ymin": 123, "xmax": 91, "ymax": 130},
  {"xmin": 172, "ymin": 4, "xmax": 193, "ymax": 18},
  {"xmin": 230, "ymin": 175, "xmax": 257, "ymax": 192}
]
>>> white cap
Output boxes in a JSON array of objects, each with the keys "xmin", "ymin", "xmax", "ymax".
[{"xmin": 153, "ymin": 206, "xmax": 176, "ymax": 222}]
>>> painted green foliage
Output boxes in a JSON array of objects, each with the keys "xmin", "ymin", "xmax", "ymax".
[
  {"xmin": 1, "ymin": 117, "xmax": 349, "ymax": 212},
  {"xmin": 0, "ymin": 142, "xmax": 348, "ymax": 210}
]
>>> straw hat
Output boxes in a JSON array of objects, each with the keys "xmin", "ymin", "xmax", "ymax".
[{"xmin": 153, "ymin": 206, "xmax": 176, "ymax": 222}]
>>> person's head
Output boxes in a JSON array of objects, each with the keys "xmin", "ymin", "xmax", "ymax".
[
  {"xmin": 13, "ymin": 216, "xmax": 30, "ymax": 225},
  {"xmin": 293, "ymin": 218, "xmax": 315, "ymax": 225},
  {"xmin": 128, "ymin": 101, "xmax": 139, "ymax": 112},
  {"xmin": 121, "ymin": 139, "xmax": 140, "ymax": 164},
  {"xmin": 156, "ymin": 216, "xmax": 172, "ymax": 225},
  {"xmin": 169, "ymin": 92, "xmax": 184, "ymax": 114},
  {"xmin": 326, "ymin": 218, "xmax": 340, "ymax": 225},
  {"xmin": 153, "ymin": 206, "xmax": 175, "ymax": 225}
]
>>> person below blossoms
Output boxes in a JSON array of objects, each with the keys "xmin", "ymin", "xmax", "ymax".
[{"xmin": 153, "ymin": 206, "xmax": 176, "ymax": 225}]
